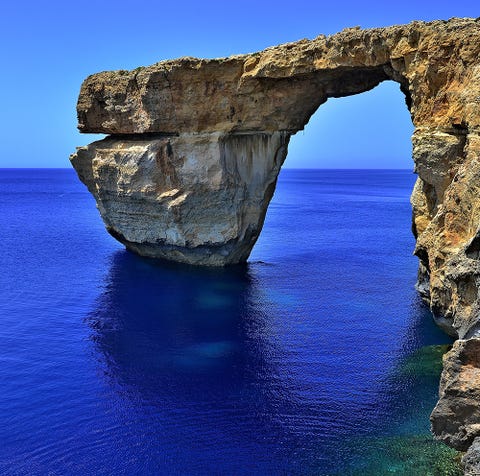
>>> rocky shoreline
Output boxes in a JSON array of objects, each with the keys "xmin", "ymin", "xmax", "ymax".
[{"xmin": 71, "ymin": 18, "xmax": 480, "ymax": 473}]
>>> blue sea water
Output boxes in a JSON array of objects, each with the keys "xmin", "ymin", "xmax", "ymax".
[{"xmin": 0, "ymin": 168, "xmax": 456, "ymax": 475}]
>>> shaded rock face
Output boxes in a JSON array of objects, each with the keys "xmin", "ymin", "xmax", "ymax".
[
  {"xmin": 431, "ymin": 339, "xmax": 480, "ymax": 451},
  {"xmin": 463, "ymin": 436, "xmax": 480, "ymax": 475},
  {"xmin": 71, "ymin": 18, "xmax": 480, "ymax": 468}
]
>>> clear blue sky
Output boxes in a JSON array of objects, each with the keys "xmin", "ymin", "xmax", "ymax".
[{"xmin": 0, "ymin": 1, "xmax": 478, "ymax": 168}]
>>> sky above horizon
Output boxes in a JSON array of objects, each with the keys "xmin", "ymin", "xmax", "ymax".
[{"xmin": 0, "ymin": 1, "xmax": 478, "ymax": 169}]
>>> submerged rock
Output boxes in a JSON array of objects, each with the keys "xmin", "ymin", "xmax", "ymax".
[
  {"xmin": 397, "ymin": 344, "xmax": 452, "ymax": 378},
  {"xmin": 338, "ymin": 435, "xmax": 462, "ymax": 475},
  {"xmin": 71, "ymin": 18, "xmax": 480, "ymax": 467}
]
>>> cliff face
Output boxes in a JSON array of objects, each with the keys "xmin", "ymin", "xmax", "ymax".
[
  {"xmin": 72, "ymin": 133, "xmax": 288, "ymax": 265},
  {"xmin": 71, "ymin": 18, "xmax": 480, "ymax": 469}
]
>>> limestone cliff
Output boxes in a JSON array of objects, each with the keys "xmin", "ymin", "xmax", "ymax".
[
  {"xmin": 73, "ymin": 132, "xmax": 288, "ymax": 265},
  {"xmin": 71, "ymin": 18, "xmax": 480, "ymax": 472}
]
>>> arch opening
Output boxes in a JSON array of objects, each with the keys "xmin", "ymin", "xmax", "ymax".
[
  {"xmin": 286, "ymin": 80, "xmax": 414, "ymax": 170},
  {"xmin": 253, "ymin": 80, "xmax": 417, "ymax": 268}
]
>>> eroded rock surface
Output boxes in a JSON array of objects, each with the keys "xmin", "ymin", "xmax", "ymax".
[
  {"xmin": 72, "ymin": 132, "xmax": 288, "ymax": 265},
  {"xmin": 431, "ymin": 339, "xmax": 480, "ymax": 451},
  {"xmin": 71, "ymin": 18, "xmax": 480, "ymax": 470},
  {"xmin": 463, "ymin": 436, "xmax": 480, "ymax": 475}
]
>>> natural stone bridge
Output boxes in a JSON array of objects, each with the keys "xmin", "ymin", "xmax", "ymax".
[{"xmin": 71, "ymin": 18, "xmax": 480, "ymax": 471}]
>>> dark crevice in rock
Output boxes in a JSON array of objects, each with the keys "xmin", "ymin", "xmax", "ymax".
[
  {"xmin": 400, "ymin": 82, "xmax": 413, "ymax": 111},
  {"xmin": 323, "ymin": 66, "xmax": 390, "ymax": 98},
  {"xmin": 415, "ymin": 247, "xmax": 431, "ymax": 273},
  {"xmin": 452, "ymin": 121, "xmax": 469, "ymax": 133},
  {"xmin": 416, "ymin": 262, "xmax": 431, "ymax": 301},
  {"xmin": 466, "ymin": 235, "xmax": 480, "ymax": 259},
  {"xmin": 411, "ymin": 210, "xmax": 419, "ymax": 239}
]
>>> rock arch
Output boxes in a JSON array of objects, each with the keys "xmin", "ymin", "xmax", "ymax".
[{"xmin": 71, "ymin": 18, "xmax": 480, "ymax": 462}]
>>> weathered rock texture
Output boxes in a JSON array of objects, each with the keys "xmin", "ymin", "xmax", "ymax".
[
  {"xmin": 463, "ymin": 436, "xmax": 480, "ymax": 475},
  {"xmin": 72, "ymin": 132, "xmax": 288, "ymax": 265},
  {"xmin": 71, "ymin": 18, "xmax": 480, "ymax": 472},
  {"xmin": 431, "ymin": 339, "xmax": 480, "ymax": 451}
]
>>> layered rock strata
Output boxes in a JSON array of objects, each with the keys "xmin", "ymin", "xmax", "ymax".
[
  {"xmin": 72, "ymin": 132, "xmax": 288, "ymax": 265},
  {"xmin": 71, "ymin": 18, "xmax": 480, "ymax": 472}
]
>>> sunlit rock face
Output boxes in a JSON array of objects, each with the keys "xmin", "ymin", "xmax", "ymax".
[
  {"xmin": 72, "ymin": 132, "xmax": 288, "ymax": 265},
  {"xmin": 71, "ymin": 18, "xmax": 480, "ymax": 466}
]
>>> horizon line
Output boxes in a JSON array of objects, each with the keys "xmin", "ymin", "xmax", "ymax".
[{"xmin": 0, "ymin": 167, "xmax": 415, "ymax": 171}]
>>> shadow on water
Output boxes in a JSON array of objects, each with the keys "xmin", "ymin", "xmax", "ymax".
[
  {"xmin": 85, "ymin": 250, "xmax": 459, "ymax": 474},
  {"xmin": 85, "ymin": 250, "xmax": 304, "ymax": 473},
  {"xmin": 87, "ymin": 251, "xmax": 273, "ymax": 392}
]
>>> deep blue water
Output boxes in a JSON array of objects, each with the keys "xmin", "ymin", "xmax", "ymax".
[{"xmin": 0, "ymin": 169, "xmax": 456, "ymax": 475}]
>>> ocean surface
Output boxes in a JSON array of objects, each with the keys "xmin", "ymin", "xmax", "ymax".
[{"xmin": 0, "ymin": 169, "xmax": 459, "ymax": 475}]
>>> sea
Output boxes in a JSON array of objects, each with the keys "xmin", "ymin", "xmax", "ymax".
[{"xmin": 0, "ymin": 168, "xmax": 460, "ymax": 475}]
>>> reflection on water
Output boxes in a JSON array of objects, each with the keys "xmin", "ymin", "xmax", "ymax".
[
  {"xmin": 87, "ymin": 251, "xmax": 270, "ymax": 394},
  {"xmin": 86, "ymin": 250, "xmax": 457, "ymax": 475}
]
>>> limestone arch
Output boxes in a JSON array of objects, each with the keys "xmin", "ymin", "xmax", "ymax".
[
  {"xmin": 71, "ymin": 25, "xmax": 480, "ymax": 453},
  {"xmin": 72, "ymin": 20, "xmax": 480, "ymax": 339}
]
